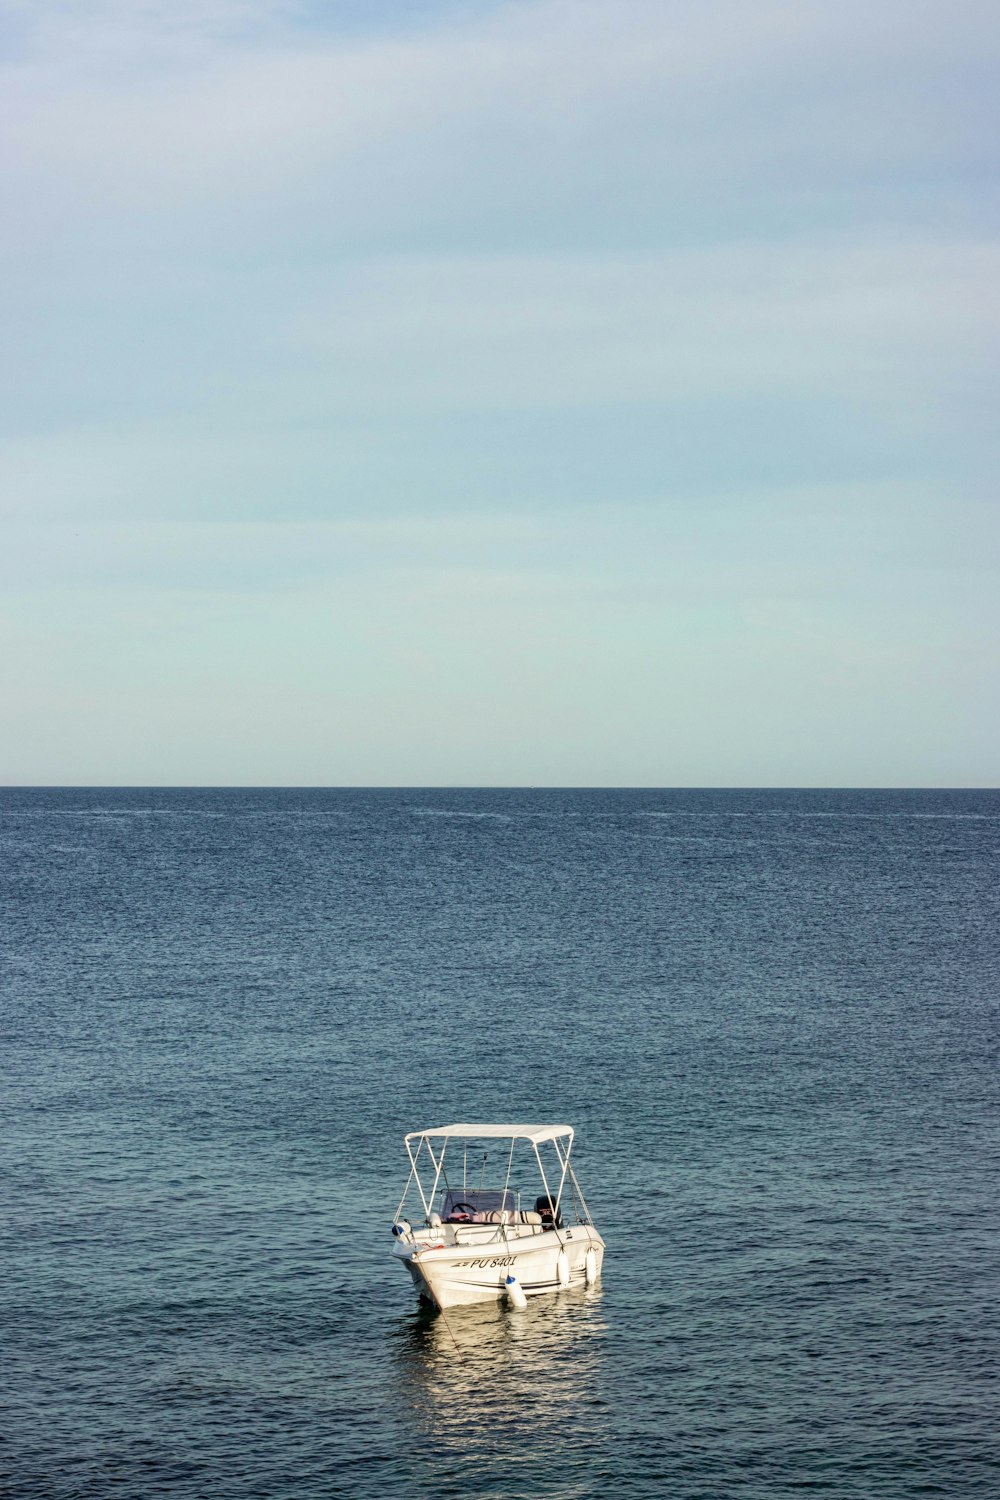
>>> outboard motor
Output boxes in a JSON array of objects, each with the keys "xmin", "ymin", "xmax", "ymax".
[{"xmin": 534, "ymin": 1195, "xmax": 563, "ymax": 1230}]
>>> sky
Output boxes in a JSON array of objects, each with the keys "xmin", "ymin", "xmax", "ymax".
[{"xmin": 1, "ymin": 0, "xmax": 997, "ymax": 786}]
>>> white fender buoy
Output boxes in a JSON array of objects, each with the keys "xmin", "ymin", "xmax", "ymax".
[
  {"xmin": 556, "ymin": 1248, "xmax": 570, "ymax": 1286},
  {"xmin": 585, "ymin": 1246, "xmax": 598, "ymax": 1285},
  {"xmin": 506, "ymin": 1274, "xmax": 528, "ymax": 1310}
]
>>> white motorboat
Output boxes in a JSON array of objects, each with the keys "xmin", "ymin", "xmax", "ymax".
[{"xmin": 390, "ymin": 1123, "xmax": 606, "ymax": 1309}]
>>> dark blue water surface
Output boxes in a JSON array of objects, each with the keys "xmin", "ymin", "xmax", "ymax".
[{"xmin": 2, "ymin": 788, "xmax": 998, "ymax": 1499}]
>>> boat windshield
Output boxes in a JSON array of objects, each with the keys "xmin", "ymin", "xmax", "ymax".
[{"xmin": 441, "ymin": 1187, "xmax": 519, "ymax": 1221}]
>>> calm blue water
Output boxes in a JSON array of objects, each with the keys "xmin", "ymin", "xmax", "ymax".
[{"xmin": 2, "ymin": 787, "xmax": 998, "ymax": 1499}]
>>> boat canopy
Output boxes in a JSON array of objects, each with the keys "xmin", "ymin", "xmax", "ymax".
[{"xmin": 405, "ymin": 1123, "xmax": 574, "ymax": 1146}]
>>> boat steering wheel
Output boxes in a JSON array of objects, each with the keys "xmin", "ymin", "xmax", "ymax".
[{"xmin": 449, "ymin": 1201, "xmax": 476, "ymax": 1219}]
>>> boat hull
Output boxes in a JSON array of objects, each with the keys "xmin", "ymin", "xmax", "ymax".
[{"xmin": 398, "ymin": 1225, "xmax": 605, "ymax": 1308}]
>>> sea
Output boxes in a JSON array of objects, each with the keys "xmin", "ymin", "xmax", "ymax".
[{"xmin": 2, "ymin": 787, "xmax": 998, "ymax": 1500}]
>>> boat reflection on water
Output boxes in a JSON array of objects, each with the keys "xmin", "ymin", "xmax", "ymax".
[{"xmin": 391, "ymin": 1286, "xmax": 609, "ymax": 1494}]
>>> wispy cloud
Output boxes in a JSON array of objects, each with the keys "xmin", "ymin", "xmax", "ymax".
[
  {"xmin": 0, "ymin": 0, "xmax": 997, "ymax": 781},
  {"xmin": 286, "ymin": 239, "xmax": 1000, "ymax": 408},
  {"xmin": 3, "ymin": 0, "xmax": 997, "ymax": 248}
]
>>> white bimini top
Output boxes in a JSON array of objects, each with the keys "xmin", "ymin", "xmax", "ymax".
[{"xmin": 405, "ymin": 1123, "xmax": 574, "ymax": 1146}]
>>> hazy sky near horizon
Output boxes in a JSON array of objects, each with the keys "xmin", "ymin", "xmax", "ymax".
[{"xmin": 2, "ymin": 0, "xmax": 998, "ymax": 785}]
